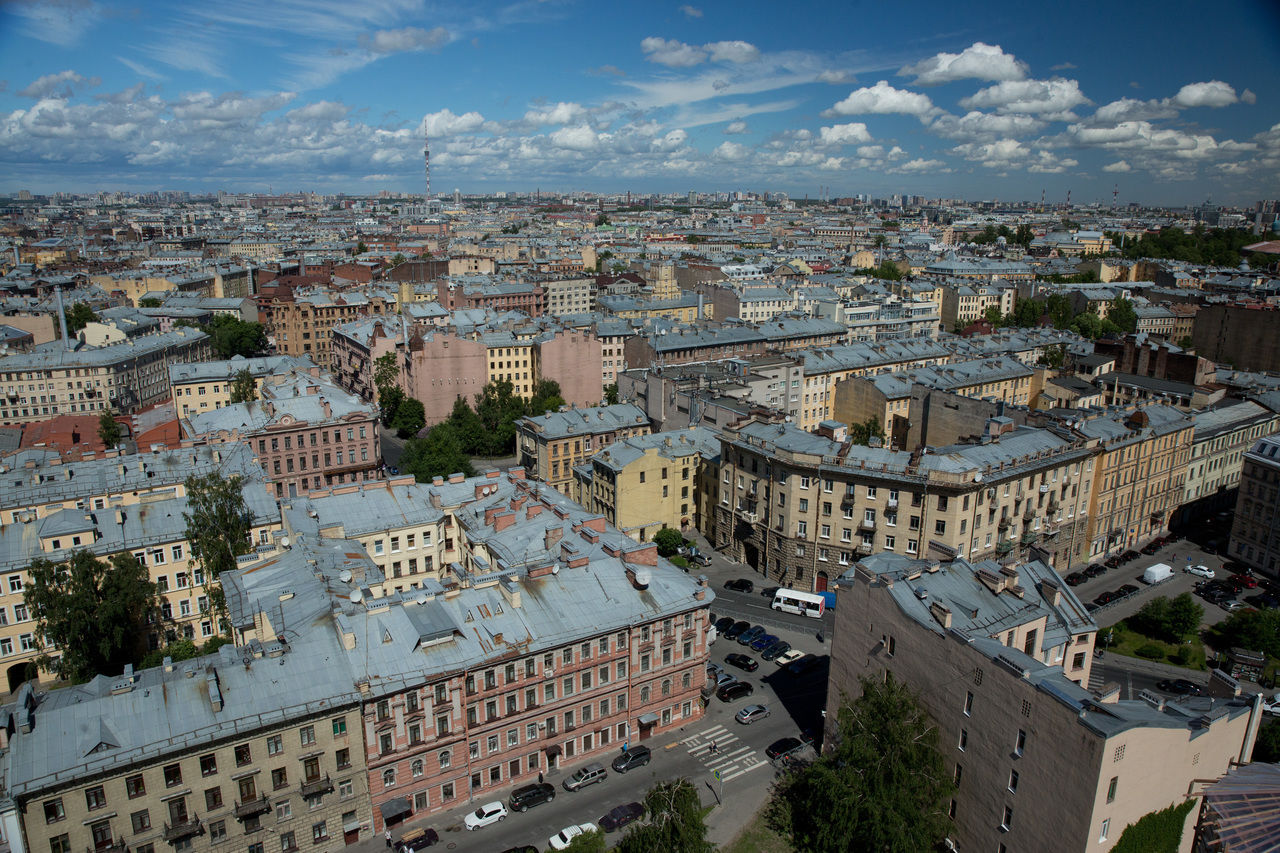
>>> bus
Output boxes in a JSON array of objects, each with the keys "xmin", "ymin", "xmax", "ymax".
[{"xmin": 771, "ymin": 588, "xmax": 826, "ymax": 618}]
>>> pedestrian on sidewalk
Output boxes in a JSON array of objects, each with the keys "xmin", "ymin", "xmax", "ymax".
[
  {"xmin": 384, "ymin": 830, "xmax": 392, "ymax": 849},
  {"xmin": 538, "ymin": 771, "xmax": 544, "ymax": 784}
]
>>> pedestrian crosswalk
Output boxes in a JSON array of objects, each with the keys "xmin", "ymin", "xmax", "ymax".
[{"xmin": 681, "ymin": 723, "xmax": 768, "ymax": 782}]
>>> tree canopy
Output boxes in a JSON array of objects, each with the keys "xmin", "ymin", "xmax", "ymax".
[
  {"xmin": 229, "ymin": 368, "xmax": 257, "ymax": 404},
  {"xmin": 604, "ymin": 383, "xmax": 620, "ymax": 405},
  {"xmin": 205, "ymin": 314, "xmax": 267, "ymax": 358},
  {"xmin": 24, "ymin": 551, "xmax": 158, "ymax": 683},
  {"xmin": 653, "ymin": 527, "xmax": 684, "ymax": 558},
  {"xmin": 848, "ymin": 417, "xmax": 885, "ymax": 447},
  {"xmin": 97, "ymin": 412, "xmax": 122, "ymax": 447},
  {"xmin": 1105, "ymin": 225, "xmax": 1255, "ymax": 266},
  {"xmin": 616, "ymin": 779, "xmax": 713, "ymax": 853},
  {"xmin": 1207, "ymin": 607, "xmax": 1280, "ymax": 659},
  {"xmin": 400, "ymin": 422, "xmax": 476, "ymax": 482},
  {"xmin": 62, "ymin": 302, "xmax": 96, "ymax": 336},
  {"xmin": 1129, "ymin": 593, "xmax": 1203, "ymax": 643},
  {"xmin": 390, "ymin": 396, "xmax": 426, "ymax": 438},
  {"xmin": 766, "ymin": 674, "xmax": 954, "ymax": 852}
]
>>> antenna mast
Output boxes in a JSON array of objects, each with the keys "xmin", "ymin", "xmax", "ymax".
[{"xmin": 423, "ymin": 131, "xmax": 431, "ymax": 201}]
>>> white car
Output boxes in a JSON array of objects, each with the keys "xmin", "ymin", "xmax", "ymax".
[
  {"xmin": 774, "ymin": 649, "xmax": 805, "ymax": 667},
  {"xmin": 550, "ymin": 823, "xmax": 599, "ymax": 851},
  {"xmin": 1185, "ymin": 564, "xmax": 1215, "ymax": 579},
  {"xmin": 736, "ymin": 703, "xmax": 770, "ymax": 725},
  {"xmin": 463, "ymin": 801, "xmax": 507, "ymax": 831}
]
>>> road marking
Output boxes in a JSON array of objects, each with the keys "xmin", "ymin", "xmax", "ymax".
[
  {"xmin": 706, "ymin": 746, "xmax": 753, "ymax": 768},
  {"xmin": 689, "ymin": 736, "xmax": 740, "ymax": 756},
  {"xmin": 722, "ymin": 761, "xmax": 768, "ymax": 782}
]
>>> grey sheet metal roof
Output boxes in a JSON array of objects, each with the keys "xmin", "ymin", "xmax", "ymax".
[
  {"xmin": 517, "ymin": 404, "xmax": 648, "ymax": 439},
  {"xmin": 183, "ymin": 370, "xmax": 375, "ymax": 437},
  {"xmin": 0, "ymin": 328, "xmax": 208, "ymax": 370}
]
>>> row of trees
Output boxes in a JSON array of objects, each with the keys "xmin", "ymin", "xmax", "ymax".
[
  {"xmin": 970, "ymin": 223, "xmax": 1036, "ymax": 249},
  {"xmin": 981, "ymin": 294, "xmax": 1138, "ymax": 341},
  {"xmin": 1104, "ymin": 225, "xmax": 1262, "ymax": 267},
  {"xmin": 173, "ymin": 313, "xmax": 267, "ymax": 358},
  {"xmin": 23, "ymin": 472, "xmax": 253, "ymax": 683}
]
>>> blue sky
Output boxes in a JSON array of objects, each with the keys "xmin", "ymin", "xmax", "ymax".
[{"xmin": 1, "ymin": 0, "xmax": 1278, "ymax": 204}]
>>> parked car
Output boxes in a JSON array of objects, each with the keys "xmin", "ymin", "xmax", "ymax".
[
  {"xmin": 1230, "ymin": 573, "xmax": 1259, "ymax": 590},
  {"xmin": 735, "ymin": 703, "xmax": 770, "ymax": 725},
  {"xmin": 1141, "ymin": 542, "xmax": 1162, "ymax": 555},
  {"xmin": 717, "ymin": 681, "xmax": 755, "ymax": 702},
  {"xmin": 751, "ymin": 633, "xmax": 780, "ymax": 652},
  {"xmin": 1092, "ymin": 592, "xmax": 1116, "ymax": 607},
  {"xmin": 1246, "ymin": 593, "xmax": 1280, "ymax": 609},
  {"xmin": 787, "ymin": 655, "xmax": 823, "ymax": 676},
  {"xmin": 692, "ymin": 553, "xmax": 712, "ymax": 567},
  {"xmin": 760, "ymin": 641, "xmax": 791, "ymax": 661},
  {"xmin": 1157, "ymin": 679, "xmax": 1202, "ymax": 695},
  {"xmin": 550, "ymin": 824, "xmax": 599, "ymax": 851},
  {"xmin": 1064, "ymin": 572, "xmax": 1087, "ymax": 586},
  {"xmin": 1085, "ymin": 563, "xmax": 1108, "ymax": 577},
  {"xmin": 1104, "ymin": 555, "xmax": 1123, "ymax": 569},
  {"xmin": 713, "ymin": 616, "xmax": 735, "ymax": 634},
  {"xmin": 398, "ymin": 828, "xmax": 439, "ymax": 848},
  {"xmin": 1121, "ymin": 550, "xmax": 1141, "ymax": 563},
  {"xmin": 725, "ymin": 653, "xmax": 759, "ymax": 672},
  {"xmin": 724, "ymin": 578, "xmax": 754, "ymax": 593},
  {"xmin": 1222, "ymin": 600, "xmax": 1247, "ymax": 612},
  {"xmin": 1117, "ymin": 584, "xmax": 1139, "ymax": 597},
  {"xmin": 509, "ymin": 783, "xmax": 555, "ymax": 813},
  {"xmin": 562, "ymin": 763, "xmax": 608, "ymax": 792},
  {"xmin": 499, "ymin": 847, "xmax": 538, "ymax": 853},
  {"xmin": 599, "ymin": 802, "xmax": 645, "ymax": 833},
  {"xmin": 774, "ymin": 649, "xmax": 805, "ymax": 666},
  {"xmin": 760, "ymin": 586, "xmax": 781, "ymax": 599},
  {"xmin": 1185, "ymin": 564, "xmax": 1215, "ymax": 579},
  {"xmin": 464, "ymin": 802, "xmax": 508, "ymax": 831},
  {"xmin": 766, "ymin": 737, "xmax": 805, "ymax": 760},
  {"xmin": 706, "ymin": 662, "xmax": 725, "ymax": 679},
  {"xmin": 713, "ymin": 671, "xmax": 737, "ymax": 689},
  {"xmin": 737, "ymin": 625, "xmax": 766, "ymax": 646},
  {"xmin": 611, "ymin": 745, "xmax": 652, "ymax": 773},
  {"xmin": 723, "ymin": 620, "xmax": 750, "ymax": 640}
]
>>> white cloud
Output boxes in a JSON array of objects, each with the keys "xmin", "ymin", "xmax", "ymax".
[
  {"xmin": 549, "ymin": 124, "xmax": 599, "ymax": 151},
  {"xmin": 1241, "ymin": 89, "xmax": 1257, "ymax": 105},
  {"xmin": 422, "ymin": 109, "xmax": 487, "ymax": 137},
  {"xmin": 815, "ymin": 69, "xmax": 855, "ymax": 84},
  {"xmin": 724, "ymin": 120, "xmax": 748, "ymax": 134},
  {"xmin": 827, "ymin": 80, "xmax": 939, "ymax": 121},
  {"xmin": 960, "ymin": 78, "xmax": 1089, "ymax": 118},
  {"xmin": 1027, "ymin": 151, "xmax": 1077, "ymax": 173},
  {"xmin": 714, "ymin": 141, "xmax": 749, "ymax": 161},
  {"xmin": 286, "ymin": 101, "xmax": 350, "ymax": 122},
  {"xmin": 1090, "ymin": 97, "xmax": 1179, "ymax": 124},
  {"xmin": 6, "ymin": 0, "xmax": 102, "ymax": 46},
  {"xmin": 952, "ymin": 138, "xmax": 1029, "ymax": 168},
  {"xmin": 18, "ymin": 70, "xmax": 100, "ymax": 100},
  {"xmin": 706, "ymin": 40, "xmax": 761, "ymax": 64},
  {"xmin": 1172, "ymin": 80, "xmax": 1238, "ymax": 108},
  {"xmin": 929, "ymin": 110, "xmax": 1046, "ymax": 141},
  {"xmin": 679, "ymin": 5, "xmax": 702, "ymax": 17},
  {"xmin": 891, "ymin": 157, "xmax": 947, "ymax": 173},
  {"xmin": 1051, "ymin": 62, "xmax": 1077, "ymax": 71},
  {"xmin": 1064, "ymin": 120, "xmax": 1251, "ymax": 161},
  {"xmin": 818, "ymin": 122, "xmax": 872, "ymax": 145},
  {"xmin": 640, "ymin": 37, "xmax": 707, "ymax": 67},
  {"xmin": 899, "ymin": 42, "xmax": 1027, "ymax": 85},
  {"xmin": 359, "ymin": 26, "xmax": 450, "ymax": 54},
  {"xmin": 170, "ymin": 91, "xmax": 295, "ymax": 127},
  {"xmin": 522, "ymin": 102, "xmax": 588, "ymax": 126},
  {"xmin": 116, "ymin": 56, "xmax": 166, "ymax": 81},
  {"xmin": 1103, "ymin": 160, "xmax": 1132, "ymax": 173}
]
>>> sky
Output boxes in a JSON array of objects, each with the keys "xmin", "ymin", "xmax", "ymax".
[{"xmin": 1, "ymin": 0, "xmax": 1278, "ymax": 205}]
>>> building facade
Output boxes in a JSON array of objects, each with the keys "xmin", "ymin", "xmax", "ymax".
[
  {"xmin": 516, "ymin": 404, "xmax": 652, "ymax": 494},
  {"xmin": 1229, "ymin": 434, "xmax": 1280, "ymax": 580}
]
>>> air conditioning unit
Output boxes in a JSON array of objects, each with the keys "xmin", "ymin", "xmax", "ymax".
[
  {"xmin": 743, "ymin": 511, "xmax": 758, "ymax": 522},
  {"xmin": 538, "ymin": 721, "xmax": 546, "ymax": 729}
]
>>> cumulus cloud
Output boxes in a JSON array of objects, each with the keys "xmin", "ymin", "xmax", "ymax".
[
  {"xmin": 827, "ymin": 80, "xmax": 939, "ymax": 121},
  {"xmin": 714, "ymin": 140, "xmax": 749, "ymax": 161},
  {"xmin": 422, "ymin": 108, "xmax": 487, "ymax": 137},
  {"xmin": 706, "ymin": 40, "xmax": 761, "ymax": 63},
  {"xmin": 1027, "ymin": 150, "xmax": 1077, "ymax": 173},
  {"xmin": 1051, "ymin": 62, "xmax": 1077, "ymax": 71},
  {"xmin": 816, "ymin": 69, "xmax": 855, "ymax": 84},
  {"xmin": 818, "ymin": 122, "xmax": 872, "ymax": 145},
  {"xmin": 952, "ymin": 138, "xmax": 1029, "ymax": 168},
  {"xmin": 19, "ymin": 70, "xmax": 100, "ymax": 100},
  {"xmin": 640, "ymin": 37, "xmax": 707, "ymax": 67},
  {"xmin": 1172, "ymin": 80, "xmax": 1238, "ymax": 108},
  {"xmin": 679, "ymin": 5, "xmax": 702, "ymax": 17},
  {"xmin": 1241, "ymin": 89, "xmax": 1257, "ymax": 105},
  {"xmin": 929, "ymin": 110, "xmax": 1046, "ymax": 141},
  {"xmin": 960, "ymin": 77, "xmax": 1089, "ymax": 118},
  {"xmin": 549, "ymin": 124, "xmax": 599, "ymax": 151},
  {"xmin": 359, "ymin": 26, "xmax": 450, "ymax": 54},
  {"xmin": 523, "ymin": 102, "xmax": 588, "ymax": 126},
  {"xmin": 724, "ymin": 120, "xmax": 748, "ymax": 134},
  {"xmin": 1103, "ymin": 160, "xmax": 1132, "ymax": 172},
  {"xmin": 1064, "ymin": 120, "xmax": 1251, "ymax": 161},
  {"xmin": 899, "ymin": 42, "xmax": 1027, "ymax": 85},
  {"xmin": 891, "ymin": 157, "xmax": 947, "ymax": 173},
  {"xmin": 286, "ymin": 101, "xmax": 350, "ymax": 122},
  {"xmin": 1090, "ymin": 97, "xmax": 1179, "ymax": 124}
]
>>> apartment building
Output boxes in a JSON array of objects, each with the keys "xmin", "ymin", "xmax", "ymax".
[
  {"xmin": 595, "ymin": 320, "xmax": 632, "ymax": 392},
  {"xmin": 541, "ymin": 276, "xmax": 596, "ymax": 316},
  {"xmin": 1074, "ymin": 406, "xmax": 1193, "ymax": 560},
  {"xmin": 1229, "ymin": 434, "xmax": 1280, "ymax": 580},
  {"xmin": 169, "ymin": 355, "xmax": 319, "ymax": 417},
  {"xmin": 597, "ymin": 293, "xmax": 703, "ymax": 323},
  {"xmin": 576, "ymin": 427, "xmax": 720, "ymax": 542},
  {"xmin": 4, "ymin": 651, "xmax": 372, "ymax": 853},
  {"xmin": 939, "ymin": 281, "xmax": 1017, "ymax": 330},
  {"xmin": 257, "ymin": 285, "xmax": 393, "ymax": 371},
  {"xmin": 435, "ymin": 278, "xmax": 546, "ymax": 317},
  {"xmin": 181, "ymin": 371, "xmax": 381, "ymax": 500},
  {"xmin": 1178, "ymin": 401, "xmax": 1280, "ymax": 523},
  {"xmin": 827, "ymin": 552, "xmax": 1261, "ymax": 853},
  {"xmin": 798, "ymin": 340, "xmax": 955, "ymax": 430},
  {"xmin": 224, "ymin": 468, "xmax": 712, "ymax": 832},
  {"xmin": 516, "ymin": 404, "xmax": 651, "ymax": 494},
  {"xmin": 713, "ymin": 418, "xmax": 1096, "ymax": 593},
  {"xmin": 0, "ymin": 329, "xmax": 212, "ymax": 423}
]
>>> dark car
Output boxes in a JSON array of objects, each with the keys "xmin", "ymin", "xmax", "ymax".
[
  {"xmin": 713, "ymin": 616, "xmax": 735, "ymax": 634},
  {"xmin": 1104, "ymin": 555, "xmax": 1123, "ymax": 568},
  {"xmin": 760, "ymin": 586, "xmax": 781, "ymax": 599},
  {"xmin": 692, "ymin": 553, "xmax": 712, "ymax": 567},
  {"xmin": 766, "ymin": 737, "xmax": 805, "ymax": 760},
  {"xmin": 509, "ymin": 783, "xmax": 555, "ymax": 813},
  {"xmin": 499, "ymin": 847, "xmax": 538, "ymax": 853},
  {"xmin": 760, "ymin": 641, "xmax": 791, "ymax": 661},
  {"xmin": 1157, "ymin": 679, "xmax": 1202, "ymax": 696},
  {"xmin": 1141, "ymin": 542, "xmax": 1161, "ymax": 555},
  {"xmin": 787, "ymin": 655, "xmax": 824, "ymax": 676},
  {"xmin": 724, "ymin": 578, "xmax": 754, "ymax": 593},
  {"xmin": 725, "ymin": 653, "xmax": 759, "ymax": 672},
  {"xmin": 599, "ymin": 802, "xmax": 645, "ymax": 833},
  {"xmin": 1085, "ymin": 563, "xmax": 1107, "ymax": 577},
  {"xmin": 750, "ymin": 633, "xmax": 780, "ymax": 652},
  {"xmin": 717, "ymin": 681, "xmax": 755, "ymax": 702},
  {"xmin": 1092, "ymin": 592, "xmax": 1116, "ymax": 607},
  {"xmin": 611, "ymin": 745, "xmax": 651, "ymax": 773},
  {"xmin": 1121, "ymin": 550, "xmax": 1141, "ymax": 563},
  {"xmin": 737, "ymin": 625, "xmax": 766, "ymax": 646},
  {"xmin": 1064, "ymin": 572, "xmax": 1087, "ymax": 586},
  {"xmin": 1117, "ymin": 584, "xmax": 1139, "ymax": 597},
  {"xmin": 722, "ymin": 620, "xmax": 750, "ymax": 640}
]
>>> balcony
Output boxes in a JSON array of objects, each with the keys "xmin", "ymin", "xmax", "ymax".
[
  {"xmin": 87, "ymin": 841, "xmax": 128, "ymax": 853},
  {"xmin": 1023, "ymin": 505, "xmax": 1036, "ymax": 521},
  {"xmin": 859, "ymin": 519, "xmax": 877, "ymax": 532},
  {"xmin": 234, "ymin": 796, "xmax": 271, "ymax": 820},
  {"xmin": 998, "ymin": 517, "xmax": 1011, "ymax": 529},
  {"xmin": 300, "ymin": 775, "xmax": 334, "ymax": 797},
  {"xmin": 996, "ymin": 540, "xmax": 1014, "ymax": 554},
  {"xmin": 163, "ymin": 816, "xmax": 204, "ymax": 843},
  {"xmin": 1039, "ymin": 484, "xmax": 1050, "ymax": 494},
  {"xmin": 887, "ymin": 498, "xmax": 898, "ymax": 509},
  {"xmin": 856, "ymin": 542, "xmax": 874, "ymax": 555},
  {"xmin": 1020, "ymin": 530, "xmax": 1038, "ymax": 545}
]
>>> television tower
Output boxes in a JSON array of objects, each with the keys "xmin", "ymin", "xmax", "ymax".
[{"xmin": 423, "ymin": 131, "xmax": 431, "ymax": 200}]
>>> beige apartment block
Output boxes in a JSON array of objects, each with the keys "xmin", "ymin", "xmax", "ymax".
[
  {"xmin": 1229, "ymin": 434, "xmax": 1280, "ymax": 581},
  {"xmin": 516, "ymin": 404, "xmax": 652, "ymax": 495},
  {"xmin": 169, "ymin": 355, "xmax": 320, "ymax": 417}
]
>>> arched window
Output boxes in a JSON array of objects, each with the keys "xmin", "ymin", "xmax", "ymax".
[
  {"xmin": 382, "ymin": 768, "xmax": 396, "ymax": 788},
  {"xmin": 438, "ymin": 749, "xmax": 451, "ymax": 769},
  {"xmin": 411, "ymin": 759, "xmax": 424, "ymax": 778},
  {"xmin": 681, "ymin": 672, "xmax": 691, "ymax": 690},
  {"xmin": 640, "ymin": 686, "xmax": 650, "ymax": 703},
  {"xmin": 662, "ymin": 679, "xmax": 672, "ymax": 697}
]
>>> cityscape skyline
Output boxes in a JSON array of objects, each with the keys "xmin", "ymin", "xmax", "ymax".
[{"xmin": 1, "ymin": 0, "xmax": 1278, "ymax": 204}]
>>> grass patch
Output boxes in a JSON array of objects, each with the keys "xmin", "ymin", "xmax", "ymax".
[
  {"xmin": 720, "ymin": 809, "xmax": 794, "ymax": 853},
  {"xmin": 1105, "ymin": 621, "xmax": 1207, "ymax": 670}
]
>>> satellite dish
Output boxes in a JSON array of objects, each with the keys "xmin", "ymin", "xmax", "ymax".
[
  {"xmin": 281, "ymin": 537, "xmax": 290, "ymax": 548},
  {"xmin": 973, "ymin": 472, "xmax": 983, "ymax": 483},
  {"xmin": 349, "ymin": 590, "xmax": 363, "ymax": 604},
  {"xmin": 339, "ymin": 570, "xmax": 353, "ymax": 583},
  {"xmin": 634, "ymin": 567, "xmax": 652, "ymax": 587},
  {"xmin": 551, "ymin": 564, "xmax": 560, "ymax": 574}
]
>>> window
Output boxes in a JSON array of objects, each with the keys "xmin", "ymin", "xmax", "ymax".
[
  {"xmin": 164, "ymin": 764, "xmax": 183, "ymax": 787},
  {"xmin": 1015, "ymin": 729, "xmax": 1027, "ymax": 756},
  {"xmin": 332, "ymin": 718, "xmax": 347, "ymax": 737},
  {"xmin": 49, "ymin": 835, "xmax": 70, "ymax": 853},
  {"xmin": 957, "ymin": 729, "xmax": 967, "ymax": 751},
  {"xmin": 963, "ymin": 691, "xmax": 973, "ymax": 716},
  {"xmin": 272, "ymin": 768, "xmax": 288, "ymax": 790},
  {"xmin": 200, "ymin": 753, "xmax": 217, "ymax": 776},
  {"xmin": 43, "ymin": 799, "xmax": 65, "ymax": 824},
  {"xmin": 1107, "ymin": 776, "xmax": 1118, "ymax": 803},
  {"xmin": 312, "ymin": 821, "xmax": 328, "ymax": 843},
  {"xmin": 209, "ymin": 819, "xmax": 226, "ymax": 842},
  {"xmin": 126, "ymin": 774, "xmax": 146, "ymax": 798},
  {"xmin": 300, "ymin": 725, "xmax": 315, "ymax": 746},
  {"xmin": 205, "ymin": 787, "xmax": 223, "ymax": 810},
  {"xmin": 267, "ymin": 735, "xmax": 283, "ymax": 755},
  {"xmin": 1001, "ymin": 806, "xmax": 1013, "ymax": 831},
  {"xmin": 335, "ymin": 748, "xmax": 350, "ymax": 769},
  {"xmin": 1100, "ymin": 818, "xmax": 1111, "ymax": 841},
  {"xmin": 382, "ymin": 768, "xmax": 396, "ymax": 788},
  {"xmin": 279, "ymin": 829, "xmax": 296, "ymax": 852},
  {"xmin": 1008, "ymin": 770, "xmax": 1019, "ymax": 793}
]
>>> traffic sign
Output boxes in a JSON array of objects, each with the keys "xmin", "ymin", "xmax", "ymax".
[{"xmin": 712, "ymin": 769, "xmax": 722, "ymax": 781}]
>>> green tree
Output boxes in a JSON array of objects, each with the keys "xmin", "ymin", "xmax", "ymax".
[
  {"xmin": 594, "ymin": 213, "xmax": 610, "ymax": 227},
  {"xmin": 390, "ymin": 253, "xmax": 406, "ymax": 267},
  {"xmin": 1207, "ymin": 608, "xmax": 1280, "ymax": 659},
  {"xmin": 1177, "ymin": 336, "xmax": 1193, "ymax": 350},
  {"xmin": 447, "ymin": 395, "xmax": 485, "ymax": 455},
  {"xmin": 355, "ymin": 240, "xmax": 368, "ymax": 255},
  {"xmin": 848, "ymin": 417, "xmax": 885, "ymax": 447},
  {"xmin": 229, "ymin": 368, "xmax": 257, "ymax": 404},
  {"xmin": 400, "ymin": 422, "xmax": 476, "ymax": 482},
  {"xmin": 206, "ymin": 315, "xmax": 267, "ymax": 358},
  {"xmin": 653, "ymin": 527, "xmax": 684, "ymax": 559},
  {"xmin": 1014, "ymin": 224, "xmax": 1035, "ymax": 249},
  {"xmin": 378, "ymin": 385, "xmax": 405, "ymax": 429},
  {"xmin": 604, "ymin": 383, "xmax": 620, "ymax": 405},
  {"xmin": 183, "ymin": 473, "xmax": 253, "ymax": 582},
  {"xmin": 560, "ymin": 828, "xmax": 606, "ymax": 853},
  {"xmin": 528, "ymin": 379, "xmax": 565, "ymax": 416},
  {"xmin": 1253, "ymin": 718, "xmax": 1280, "ymax": 763},
  {"xmin": 391, "ymin": 396, "xmax": 426, "ymax": 438},
  {"xmin": 1109, "ymin": 799, "xmax": 1196, "ymax": 853},
  {"xmin": 97, "ymin": 412, "xmax": 122, "ymax": 447},
  {"xmin": 1070, "ymin": 311, "xmax": 1104, "ymax": 339},
  {"xmin": 63, "ymin": 302, "xmax": 97, "ymax": 336},
  {"xmin": 766, "ymin": 674, "xmax": 954, "ymax": 853},
  {"xmin": 1166, "ymin": 593, "xmax": 1204, "ymax": 641},
  {"xmin": 617, "ymin": 779, "xmax": 712, "ymax": 853},
  {"xmin": 474, "ymin": 379, "xmax": 525, "ymax": 456},
  {"xmin": 1108, "ymin": 297, "xmax": 1138, "ymax": 334},
  {"xmin": 24, "ymin": 551, "xmax": 158, "ymax": 682},
  {"xmin": 1045, "ymin": 293, "xmax": 1075, "ymax": 328},
  {"xmin": 1042, "ymin": 344, "xmax": 1066, "ymax": 369},
  {"xmin": 139, "ymin": 297, "xmax": 163, "ymax": 307},
  {"xmin": 374, "ymin": 352, "xmax": 399, "ymax": 395}
]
